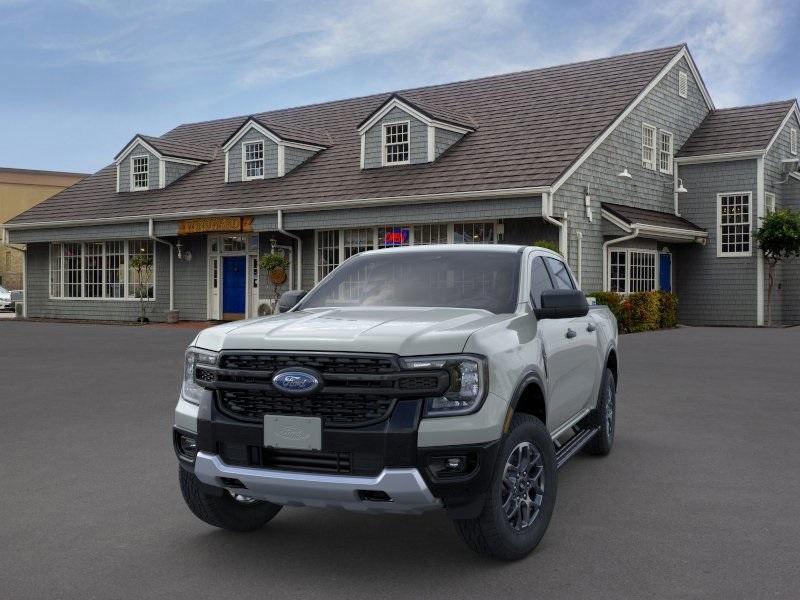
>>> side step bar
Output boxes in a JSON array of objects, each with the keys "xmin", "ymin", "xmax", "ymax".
[{"xmin": 555, "ymin": 426, "xmax": 600, "ymax": 469}]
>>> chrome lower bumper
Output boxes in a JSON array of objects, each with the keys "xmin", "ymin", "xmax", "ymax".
[{"xmin": 193, "ymin": 452, "xmax": 441, "ymax": 514}]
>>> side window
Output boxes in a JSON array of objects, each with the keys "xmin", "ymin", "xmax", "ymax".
[
  {"xmin": 530, "ymin": 257, "xmax": 554, "ymax": 308},
  {"xmin": 544, "ymin": 257, "xmax": 576, "ymax": 290}
]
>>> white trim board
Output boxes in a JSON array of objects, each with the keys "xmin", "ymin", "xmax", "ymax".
[
  {"xmin": 675, "ymin": 150, "xmax": 764, "ymax": 165},
  {"xmin": 600, "ymin": 208, "xmax": 707, "ymax": 242},
  {"xmin": 763, "ymin": 103, "xmax": 800, "ymax": 156},
  {"xmin": 552, "ymin": 46, "xmax": 714, "ymax": 194}
]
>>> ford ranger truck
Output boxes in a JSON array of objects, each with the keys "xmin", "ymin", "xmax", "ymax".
[{"xmin": 174, "ymin": 245, "xmax": 618, "ymax": 560}]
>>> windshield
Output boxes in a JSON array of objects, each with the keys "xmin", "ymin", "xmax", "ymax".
[{"xmin": 298, "ymin": 250, "xmax": 521, "ymax": 314}]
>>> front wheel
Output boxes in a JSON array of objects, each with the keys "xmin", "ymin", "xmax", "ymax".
[
  {"xmin": 179, "ymin": 468, "xmax": 282, "ymax": 532},
  {"xmin": 453, "ymin": 414, "xmax": 557, "ymax": 560}
]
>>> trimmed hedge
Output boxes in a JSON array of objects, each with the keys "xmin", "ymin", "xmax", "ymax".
[{"xmin": 589, "ymin": 290, "xmax": 678, "ymax": 333}]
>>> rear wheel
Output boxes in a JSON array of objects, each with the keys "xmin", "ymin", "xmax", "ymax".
[
  {"xmin": 179, "ymin": 468, "xmax": 282, "ymax": 532},
  {"xmin": 586, "ymin": 367, "xmax": 615, "ymax": 456},
  {"xmin": 453, "ymin": 414, "xmax": 557, "ymax": 560}
]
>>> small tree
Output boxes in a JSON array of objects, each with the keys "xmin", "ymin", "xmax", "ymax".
[
  {"xmin": 533, "ymin": 239, "xmax": 561, "ymax": 255},
  {"xmin": 129, "ymin": 251, "xmax": 153, "ymax": 323},
  {"xmin": 259, "ymin": 252, "xmax": 291, "ymax": 312},
  {"xmin": 754, "ymin": 208, "xmax": 800, "ymax": 326}
]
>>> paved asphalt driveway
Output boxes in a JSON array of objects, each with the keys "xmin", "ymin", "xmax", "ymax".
[{"xmin": 1, "ymin": 322, "xmax": 799, "ymax": 599}]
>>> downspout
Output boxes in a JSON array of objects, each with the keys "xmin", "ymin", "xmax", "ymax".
[
  {"xmin": 673, "ymin": 161, "xmax": 681, "ymax": 216},
  {"xmin": 148, "ymin": 219, "xmax": 174, "ymax": 311},
  {"xmin": 602, "ymin": 228, "xmax": 639, "ymax": 291},
  {"xmin": 541, "ymin": 192, "xmax": 566, "ymax": 254},
  {"xmin": 277, "ymin": 209, "xmax": 303, "ymax": 290}
]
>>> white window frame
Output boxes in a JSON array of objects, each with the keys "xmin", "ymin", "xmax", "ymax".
[
  {"xmin": 658, "ymin": 130, "xmax": 674, "ymax": 174},
  {"xmin": 130, "ymin": 155, "xmax": 149, "ymax": 191},
  {"xmin": 642, "ymin": 123, "xmax": 657, "ymax": 170},
  {"xmin": 48, "ymin": 240, "xmax": 156, "ymax": 301},
  {"xmin": 382, "ymin": 120, "xmax": 411, "ymax": 166},
  {"xmin": 716, "ymin": 192, "xmax": 753, "ymax": 257},
  {"xmin": 678, "ymin": 70, "xmax": 688, "ymax": 99},
  {"xmin": 313, "ymin": 221, "xmax": 497, "ymax": 283},
  {"xmin": 606, "ymin": 248, "xmax": 659, "ymax": 293},
  {"xmin": 790, "ymin": 127, "xmax": 797, "ymax": 155},
  {"xmin": 242, "ymin": 140, "xmax": 265, "ymax": 180},
  {"xmin": 765, "ymin": 192, "xmax": 776, "ymax": 214}
]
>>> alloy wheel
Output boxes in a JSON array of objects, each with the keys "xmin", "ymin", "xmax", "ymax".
[{"xmin": 501, "ymin": 441, "xmax": 545, "ymax": 531}]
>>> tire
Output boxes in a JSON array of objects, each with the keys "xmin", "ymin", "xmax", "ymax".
[
  {"xmin": 586, "ymin": 367, "xmax": 616, "ymax": 456},
  {"xmin": 179, "ymin": 468, "xmax": 282, "ymax": 532},
  {"xmin": 453, "ymin": 414, "xmax": 557, "ymax": 560}
]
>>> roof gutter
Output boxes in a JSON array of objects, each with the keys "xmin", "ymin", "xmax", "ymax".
[
  {"xmin": 4, "ymin": 185, "xmax": 553, "ymax": 231},
  {"xmin": 148, "ymin": 218, "xmax": 174, "ymax": 312},
  {"xmin": 542, "ymin": 192, "xmax": 567, "ymax": 255},
  {"xmin": 276, "ymin": 209, "xmax": 302, "ymax": 290}
]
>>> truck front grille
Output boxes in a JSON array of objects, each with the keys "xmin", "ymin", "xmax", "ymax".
[
  {"xmin": 219, "ymin": 353, "xmax": 397, "ymax": 375},
  {"xmin": 218, "ymin": 389, "xmax": 396, "ymax": 427}
]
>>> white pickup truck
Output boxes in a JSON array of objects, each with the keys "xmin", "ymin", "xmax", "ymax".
[{"xmin": 174, "ymin": 244, "xmax": 618, "ymax": 560}]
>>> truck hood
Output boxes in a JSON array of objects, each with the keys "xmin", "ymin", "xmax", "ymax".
[{"xmin": 193, "ymin": 307, "xmax": 509, "ymax": 355}]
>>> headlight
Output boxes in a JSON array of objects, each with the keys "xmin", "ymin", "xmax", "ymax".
[
  {"xmin": 400, "ymin": 355, "xmax": 488, "ymax": 417},
  {"xmin": 181, "ymin": 347, "xmax": 218, "ymax": 405}
]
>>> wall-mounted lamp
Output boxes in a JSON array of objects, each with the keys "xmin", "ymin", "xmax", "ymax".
[
  {"xmin": 175, "ymin": 240, "xmax": 192, "ymax": 262},
  {"xmin": 584, "ymin": 185, "xmax": 593, "ymax": 222},
  {"xmin": 675, "ymin": 178, "xmax": 688, "ymax": 194},
  {"xmin": 617, "ymin": 167, "xmax": 633, "ymax": 180}
]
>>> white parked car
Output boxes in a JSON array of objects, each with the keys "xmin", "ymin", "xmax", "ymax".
[{"xmin": 173, "ymin": 245, "xmax": 619, "ymax": 560}]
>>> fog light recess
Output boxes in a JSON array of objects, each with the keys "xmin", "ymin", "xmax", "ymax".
[{"xmin": 178, "ymin": 434, "xmax": 198, "ymax": 460}]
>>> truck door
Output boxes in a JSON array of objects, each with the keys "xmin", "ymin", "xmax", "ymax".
[{"xmin": 532, "ymin": 256, "xmax": 600, "ymax": 429}]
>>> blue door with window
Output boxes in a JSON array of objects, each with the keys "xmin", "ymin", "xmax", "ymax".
[
  {"xmin": 659, "ymin": 253, "xmax": 672, "ymax": 292},
  {"xmin": 223, "ymin": 256, "xmax": 246, "ymax": 315}
]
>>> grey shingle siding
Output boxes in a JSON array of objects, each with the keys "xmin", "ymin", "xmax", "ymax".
[
  {"xmin": 8, "ymin": 223, "xmax": 150, "ymax": 244},
  {"xmin": 555, "ymin": 57, "xmax": 709, "ymax": 293},
  {"xmin": 118, "ymin": 142, "xmax": 159, "ymax": 192},
  {"xmin": 164, "ymin": 161, "xmax": 195, "ymax": 186},
  {"xmin": 227, "ymin": 128, "xmax": 279, "ymax": 182},
  {"xmin": 363, "ymin": 107, "xmax": 427, "ymax": 168},
  {"xmin": 674, "ymin": 160, "xmax": 758, "ymax": 325},
  {"xmin": 172, "ymin": 235, "xmax": 208, "ymax": 320},
  {"xmin": 284, "ymin": 146, "xmax": 317, "ymax": 174},
  {"xmin": 765, "ymin": 111, "xmax": 800, "ymax": 325},
  {"xmin": 434, "ymin": 128, "xmax": 463, "ymax": 159}
]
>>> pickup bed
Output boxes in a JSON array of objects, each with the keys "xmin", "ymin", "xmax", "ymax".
[{"xmin": 174, "ymin": 244, "xmax": 618, "ymax": 560}]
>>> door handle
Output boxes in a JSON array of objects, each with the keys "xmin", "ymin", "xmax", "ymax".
[
  {"xmin": 565, "ymin": 328, "xmax": 577, "ymax": 339},
  {"xmin": 587, "ymin": 323, "xmax": 597, "ymax": 333}
]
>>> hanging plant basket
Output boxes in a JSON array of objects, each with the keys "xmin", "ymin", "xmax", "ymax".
[{"xmin": 269, "ymin": 267, "xmax": 287, "ymax": 285}]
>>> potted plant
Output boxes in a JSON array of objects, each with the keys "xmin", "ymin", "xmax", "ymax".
[
  {"xmin": 129, "ymin": 251, "xmax": 153, "ymax": 323},
  {"xmin": 259, "ymin": 252, "xmax": 291, "ymax": 314}
]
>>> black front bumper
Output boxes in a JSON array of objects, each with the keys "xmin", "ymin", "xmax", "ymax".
[{"xmin": 175, "ymin": 394, "xmax": 501, "ymax": 516}]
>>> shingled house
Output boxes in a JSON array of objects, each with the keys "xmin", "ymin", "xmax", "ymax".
[{"xmin": 3, "ymin": 44, "xmax": 799, "ymax": 325}]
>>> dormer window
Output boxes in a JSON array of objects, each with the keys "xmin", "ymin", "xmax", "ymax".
[
  {"xmin": 383, "ymin": 122, "xmax": 410, "ymax": 165},
  {"xmin": 131, "ymin": 156, "xmax": 149, "ymax": 190},
  {"xmin": 243, "ymin": 141, "xmax": 265, "ymax": 179}
]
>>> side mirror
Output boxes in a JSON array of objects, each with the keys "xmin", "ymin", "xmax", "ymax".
[
  {"xmin": 276, "ymin": 290, "xmax": 307, "ymax": 313},
  {"xmin": 534, "ymin": 289, "xmax": 589, "ymax": 320}
]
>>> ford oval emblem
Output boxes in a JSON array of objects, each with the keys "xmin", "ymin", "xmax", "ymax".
[{"xmin": 272, "ymin": 369, "xmax": 321, "ymax": 395}]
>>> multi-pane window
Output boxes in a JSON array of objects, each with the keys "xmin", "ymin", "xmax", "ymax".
[
  {"xmin": 790, "ymin": 128, "xmax": 797, "ymax": 155},
  {"xmin": 718, "ymin": 193, "xmax": 752, "ymax": 256},
  {"xmin": 453, "ymin": 222, "xmax": 494, "ymax": 244},
  {"xmin": 383, "ymin": 122, "xmax": 409, "ymax": 165},
  {"xmin": 131, "ymin": 156, "xmax": 149, "ymax": 190},
  {"xmin": 642, "ymin": 123, "xmax": 656, "ymax": 170},
  {"xmin": 316, "ymin": 222, "xmax": 496, "ymax": 282},
  {"xmin": 243, "ymin": 141, "xmax": 264, "ymax": 178},
  {"xmin": 678, "ymin": 70, "xmax": 688, "ymax": 98},
  {"xmin": 49, "ymin": 240, "xmax": 155, "ymax": 299},
  {"xmin": 659, "ymin": 131, "xmax": 674, "ymax": 174},
  {"xmin": 413, "ymin": 224, "xmax": 448, "ymax": 245},
  {"xmin": 765, "ymin": 192, "xmax": 776, "ymax": 215},
  {"xmin": 608, "ymin": 249, "xmax": 656, "ymax": 293}
]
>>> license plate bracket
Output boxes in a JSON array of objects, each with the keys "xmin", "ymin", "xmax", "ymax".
[{"xmin": 263, "ymin": 415, "xmax": 322, "ymax": 451}]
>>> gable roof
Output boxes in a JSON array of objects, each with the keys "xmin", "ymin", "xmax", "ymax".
[
  {"xmin": 221, "ymin": 116, "xmax": 331, "ymax": 150},
  {"xmin": 10, "ymin": 45, "xmax": 690, "ymax": 226},
  {"xmin": 602, "ymin": 202, "xmax": 705, "ymax": 233},
  {"xmin": 114, "ymin": 134, "xmax": 216, "ymax": 163},
  {"xmin": 677, "ymin": 100, "xmax": 798, "ymax": 158},
  {"xmin": 356, "ymin": 93, "xmax": 475, "ymax": 132}
]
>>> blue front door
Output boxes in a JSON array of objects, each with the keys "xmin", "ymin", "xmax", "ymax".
[
  {"xmin": 223, "ymin": 256, "xmax": 246, "ymax": 315},
  {"xmin": 659, "ymin": 253, "xmax": 672, "ymax": 292}
]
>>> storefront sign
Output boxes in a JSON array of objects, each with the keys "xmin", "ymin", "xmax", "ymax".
[{"xmin": 177, "ymin": 216, "xmax": 254, "ymax": 235}]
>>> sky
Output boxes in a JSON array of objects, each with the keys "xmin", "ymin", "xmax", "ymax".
[{"xmin": 1, "ymin": 0, "xmax": 798, "ymax": 173}]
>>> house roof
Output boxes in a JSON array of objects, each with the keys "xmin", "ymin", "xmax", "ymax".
[
  {"xmin": 221, "ymin": 116, "xmax": 332, "ymax": 149},
  {"xmin": 115, "ymin": 135, "xmax": 217, "ymax": 163},
  {"xmin": 677, "ymin": 100, "xmax": 797, "ymax": 157},
  {"xmin": 356, "ymin": 93, "xmax": 475, "ymax": 131},
  {"xmin": 602, "ymin": 202, "xmax": 705, "ymax": 232},
  {"xmin": 10, "ymin": 45, "xmax": 688, "ymax": 226}
]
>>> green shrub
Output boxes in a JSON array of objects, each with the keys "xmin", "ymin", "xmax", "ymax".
[
  {"xmin": 657, "ymin": 291, "xmax": 679, "ymax": 328},
  {"xmin": 626, "ymin": 291, "xmax": 660, "ymax": 332},
  {"xmin": 532, "ymin": 240, "xmax": 560, "ymax": 254}
]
